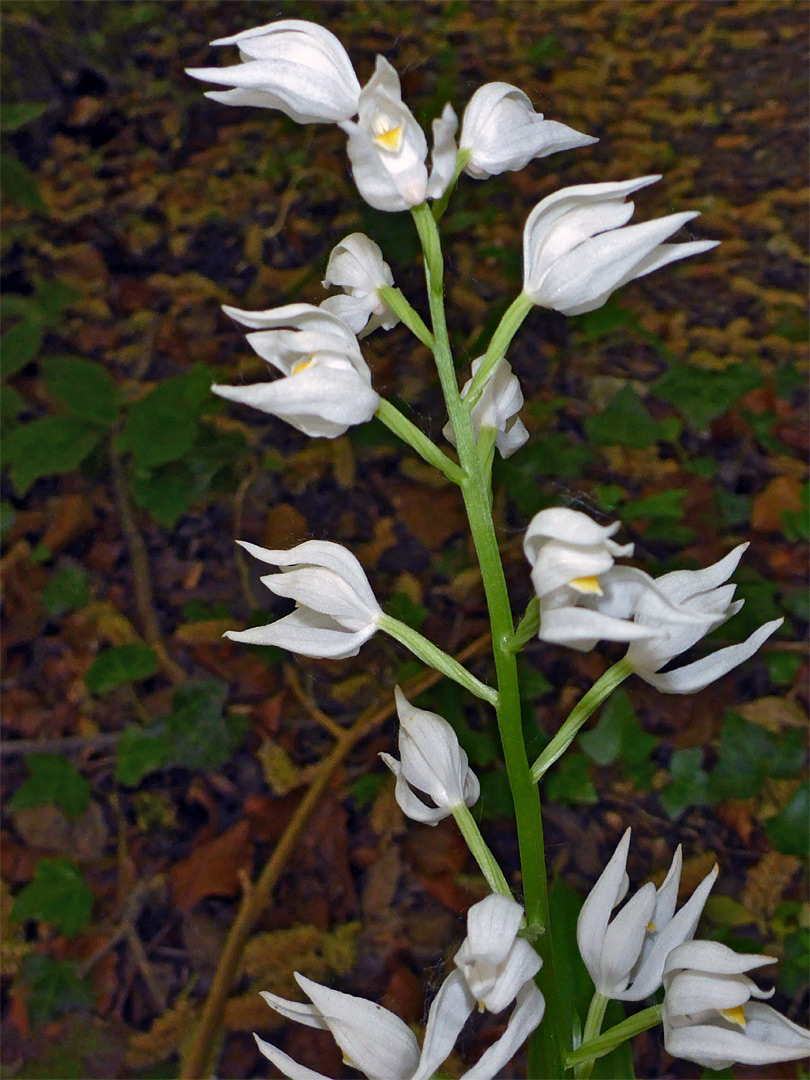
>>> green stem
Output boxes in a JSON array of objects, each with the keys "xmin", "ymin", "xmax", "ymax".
[
  {"xmin": 567, "ymin": 1005, "xmax": 662, "ymax": 1071},
  {"xmin": 466, "ymin": 291, "xmax": 534, "ymax": 407},
  {"xmin": 531, "ymin": 657, "xmax": 633, "ymax": 782},
  {"xmin": 376, "ymin": 285, "xmax": 435, "ymax": 349},
  {"xmin": 410, "ymin": 201, "xmax": 565, "ymax": 1079},
  {"xmin": 378, "ymin": 614, "xmax": 498, "ymax": 706},
  {"xmin": 375, "ymin": 398, "xmax": 465, "ymax": 485},
  {"xmin": 452, "ymin": 802, "xmax": 513, "ymax": 900},
  {"xmin": 574, "ymin": 993, "xmax": 610, "ymax": 1080}
]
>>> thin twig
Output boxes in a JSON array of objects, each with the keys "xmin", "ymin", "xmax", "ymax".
[
  {"xmin": 178, "ymin": 631, "xmax": 491, "ymax": 1080},
  {"xmin": 107, "ymin": 436, "xmax": 184, "ymax": 684},
  {"xmin": 0, "ymin": 732, "xmax": 121, "ymax": 758},
  {"xmin": 284, "ymin": 667, "xmax": 346, "ymax": 740}
]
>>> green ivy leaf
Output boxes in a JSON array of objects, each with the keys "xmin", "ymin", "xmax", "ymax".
[
  {"xmin": 0, "ymin": 151, "xmax": 45, "ymax": 211},
  {"xmin": 42, "ymin": 563, "xmax": 91, "ymax": 616},
  {"xmin": 164, "ymin": 679, "xmax": 245, "ymax": 771},
  {"xmin": 765, "ymin": 781, "xmax": 809, "ymax": 858},
  {"xmin": 585, "ymin": 384, "xmax": 662, "ymax": 450},
  {"xmin": 4, "ymin": 417, "xmax": 101, "ymax": 494},
  {"xmin": 708, "ymin": 713, "xmax": 805, "ymax": 802},
  {"xmin": 544, "ymin": 753, "xmax": 598, "ymax": 805},
  {"xmin": 9, "ymin": 755, "xmax": 90, "ymax": 819},
  {"xmin": 114, "ymin": 726, "xmax": 171, "ymax": 786},
  {"xmin": 41, "ymin": 356, "xmax": 118, "ymax": 427},
  {"xmin": 121, "ymin": 365, "xmax": 213, "ymax": 468},
  {"xmin": 658, "ymin": 748, "xmax": 712, "ymax": 820},
  {"xmin": 17, "ymin": 954, "xmax": 93, "ymax": 1028},
  {"xmin": 0, "ymin": 102, "xmax": 49, "ymax": 131},
  {"xmin": 0, "ymin": 312, "xmax": 44, "ymax": 379},
  {"xmin": 386, "ymin": 592, "xmax": 428, "ymax": 631},
  {"xmin": 11, "ymin": 858, "xmax": 94, "ymax": 937},
  {"xmin": 580, "ymin": 689, "xmax": 657, "ymax": 790},
  {"xmin": 129, "ymin": 461, "xmax": 195, "ymax": 528},
  {"xmin": 84, "ymin": 643, "xmax": 159, "ymax": 694},
  {"xmin": 652, "ymin": 361, "xmax": 761, "ymax": 430}
]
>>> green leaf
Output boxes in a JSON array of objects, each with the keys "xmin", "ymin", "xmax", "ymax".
[
  {"xmin": 622, "ymin": 489, "xmax": 687, "ymax": 522},
  {"xmin": 778, "ymin": 927, "xmax": 810, "ymax": 997},
  {"xmin": 11, "ymin": 858, "xmax": 94, "ymax": 936},
  {"xmin": 120, "ymin": 365, "xmax": 213, "ymax": 468},
  {"xmin": 0, "ymin": 499, "xmax": 16, "ymax": 538},
  {"xmin": 0, "ymin": 312, "xmax": 44, "ymax": 379},
  {"xmin": 1, "ymin": 102, "xmax": 49, "ymax": 131},
  {"xmin": 84, "ymin": 643, "xmax": 159, "ymax": 694},
  {"xmin": 477, "ymin": 769, "xmax": 515, "ymax": 819},
  {"xmin": 9, "ymin": 755, "xmax": 90, "ymax": 819},
  {"xmin": 708, "ymin": 713, "xmax": 805, "ymax": 802},
  {"xmin": 129, "ymin": 461, "xmax": 195, "ymax": 527},
  {"xmin": 782, "ymin": 481, "xmax": 810, "ymax": 542},
  {"xmin": 32, "ymin": 278, "xmax": 81, "ymax": 323},
  {"xmin": 42, "ymin": 563, "xmax": 91, "ymax": 616},
  {"xmin": 767, "ymin": 650, "xmax": 802, "ymax": 687},
  {"xmin": 544, "ymin": 753, "xmax": 598, "ymax": 805},
  {"xmin": 585, "ymin": 384, "xmax": 661, "ymax": 450},
  {"xmin": 658, "ymin": 748, "xmax": 712, "ymax": 819},
  {"xmin": 714, "ymin": 489, "xmax": 752, "ymax": 529},
  {"xmin": 41, "ymin": 356, "xmax": 118, "ymax": 427},
  {"xmin": 517, "ymin": 658, "xmax": 552, "ymax": 700},
  {"xmin": 386, "ymin": 591, "xmax": 428, "ymax": 631},
  {"xmin": 580, "ymin": 689, "xmax": 657, "ymax": 789},
  {"xmin": 4, "ymin": 416, "xmax": 101, "ymax": 494},
  {"xmin": 0, "ymin": 151, "xmax": 45, "ymax": 211},
  {"xmin": 164, "ymin": 679, "xmax": 245, "ymax": 771},
  {"xmin": 573, "ymin": 299, "xmax": 637, "ymax": 340},
  {"xmin": 350, "ymin": 773, "xmax": 387, "ymax": 809},
  {"xmin": 18, "ymin": 954, "xmax": 93, "ymax": 1028},
  {"xmin": 114, "ymin": 726, "xmax": 172, "ymax": 786},
  {"xmin": 494, "ymin": 436, "xmax": 591, "ymax": 515},
  {"xmin": 652, "ymin": 361, "xmax": 761, "ymax": 430},
  {"xmin": 765, "ymin": 781, "xmax": 809, "ymax": 858}
]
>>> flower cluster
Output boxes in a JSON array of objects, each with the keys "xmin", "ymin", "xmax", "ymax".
[
  {"xmin": 524, "ymin": 507, "xmax": 782, "ymax": 693},
  {"xmin": 256, "ymin": 893, "xmax": 544, "ymax": 1080}
]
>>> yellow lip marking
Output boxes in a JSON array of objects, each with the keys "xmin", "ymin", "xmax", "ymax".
[
  {"xmin": 291, "ymin": 357, "xmax": 315, "ymax": 376},
  {"xmin": 721, "ymin": 1006, "xmax": 747, "ymax": 1028},
  {"xmin": 569, "ymin": 575, "xmax": 603, "ymax": 596},
  {"xmin": 646, "ymin": 921, "xmax": 657, "ymax": 933},
  {"xmin": 373, "ymin": 124, "xmax": 404, "ymax": 152}
]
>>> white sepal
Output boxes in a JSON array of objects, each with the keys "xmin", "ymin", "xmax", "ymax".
[
  {"xmin": 186, "ymin": 19, "xmax": 361, "ymax": 123},
  {"xmin": 444, "ymin": 357, "xmax": 528, "ymax": 459},
  {"xmin": 321, "ymin": 232, "xmax": 398, "ymax": 336},
  {"xmin": 522, "ymin": 175, "xmax": 718, "ymax": 315},
  {"xmin": 226, "ymin": 540, "xmax": 381, "ymax": 659},
  {"xmin": 459, "ymin": 81, "xmax": 596, "ymax": 179},
  {"xmin": 380, "ymin": 687, "xmax": 480, "ymax": 825},
  {"xmin": 427, "ymin": 103, "xmax": 459, "ymax": 199}
]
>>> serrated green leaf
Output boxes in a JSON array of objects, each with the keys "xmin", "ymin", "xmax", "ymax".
[
  {"xmin": 4, "ymin": 416, "xmax": 101, "ymax": 494},
  {"xmin": 1, "ymin": 313, "xmax": 44, "ymax": 379},
  {"xmin": 652, "ymin": 361, "xmax": 761, "ymax": 430},
  {"xmin": 114, "ymin": 726, "xmax": 171, "ymax": 786},
  {"xmin": 42, "ymin": 356, "xmax": 118, "ymax": 427},
  {"xmin": 1, "ymin": 102, "xmax": 49, "ymax": 131},
  {"xmin": 121, "ymin": 365, "xmax": 213, "ymax": 468},
  {"xmin": 84, "ymin": 643, "xmax": 159, "ymax": 694},
  {"xmin": 11, "ymin": 858, "xmax": 94, "ymax": 936},
  {"xmin": 9, "ymin": 755, "xmax": 90, "ymax": 819},
  {"xmin": 42, "ymin": 563, "xmax": 90, "ymax": 616},
  {"xmin": 18, "ymin": 954, "xmax": 93, "ymax": 1028},
  {"xmin": 0, "ymin": 151, "xmax": 45, "ymax": 211},
  {"xmin": 765, "ymin": 781, "xmax": 809, "ymax": 858},
  {"xmin": 585, "ymin": 384, "xmax": 661, "ymax": 450}
]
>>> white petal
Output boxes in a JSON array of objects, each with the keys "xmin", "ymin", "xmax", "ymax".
[
  {"xmin": 427, "ymin": 102, "xmax": 459, "ymax": 199},
  {"xmin": 641, "ymin": 618, "xmax": 783, "ymax": 693},
  {"xmin": 598, "ymin": 882, "xmax": 657, "ymax": 995},
  {"xmin": 237, "ymin": 539, "xmax": 380, "ymax": 613},
  {"xmin": 665, "ymin": 1012, "xmax": 810, "ymax": 1070},
  {"xmin": 253, "ymin": 1033, "xmax": 332, "ymax": 1080},
  {"xmin": 296, "ymin": 974, "xmax": 421, "ymax": 1080},
  {"xmin": 225, "ymin": 608, "xmax": 375, "ymax": 659},
  {"xmin": 666, "ymin": 968, "xmax": 772, "ymax": 1018},
  {"xmin": 380, "ymin": 753, "xmax": 449, "ymax": 824},
  {"xmin": 480, "ymin": 939, "xmax": 542, "ymax": 1014},
  {"xmin": 460, "ymin": 982, "xmax": 546, "ymax": 1080},
  {"xmin": 411, "ymin": 970, "xmax": 475, "ymax": 1080},
  {"xmin": 524, "ymin": 507, "xmax": 622, "ymax": 560},
  {"xmin": 577, "ymin": 829, "xmax": 631, "ymax": 984},
  {"xmin": 653, "ymin": 544, "xmax": 749, "ymax": 605},
  {"xmin": 539, "ymin": 605, "xmax": 658, "ymax": 649},
  {"xmin": 665, "ymin": 940, "xmax": 777, "ymax": 980}
]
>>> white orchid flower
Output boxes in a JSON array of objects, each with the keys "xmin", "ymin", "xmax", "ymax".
[
  {"xmin": 663, "ymin": 940, "xmax": 810, "ymax": 1069},
  {"xmin": 521, "ymin": 175, "xmax": 718, "ymax": 316},
  {"xmin": 211, "ymin": 303, "xmax": 379, "ymax": 438},
  {"xmin": 320, "ymin": 233, "xmax": 399, "ymax": 336},
  {"xmin": 443, "ymin": 357, "xmax": 529, "ymax": 459},
  {"xmin": 577, "ymin": 830, "xmax": 718, "ymax": 1001},
  {"xmin": 225, "ymin": 540, "xmax": 381, "ymax": 659},
  {"xmin": 186, "ymin": 20, "xmax": 361, "ymax": 123},
  {"xmin": 459, "ymin": 82, "xmax": 597, "ymax": 179},
  {"xmin": 526, "ymin": 516, "xmax": 783, "ymax": 692},
  {"xmin": 380, "ymin": 687, "xmax": 480, "ymax": 825},
  {"xmin": 256, "ymin": 895, "xmax": 545, "ymax": 1080}
]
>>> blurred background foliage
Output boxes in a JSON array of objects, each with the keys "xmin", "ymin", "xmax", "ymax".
[{"xmin": 0, "ymin": 2, "xmax": 807, "ymax": 1078}]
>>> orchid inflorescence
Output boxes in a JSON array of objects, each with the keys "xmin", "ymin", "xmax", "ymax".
[{"xmin": 187, "ymin": 20, "xmax": 807, "ymax": 1079}]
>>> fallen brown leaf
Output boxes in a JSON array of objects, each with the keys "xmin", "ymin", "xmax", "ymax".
[{"xmin": 169, "ymin": 820, "xmax": 254, "ymax": 913}]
